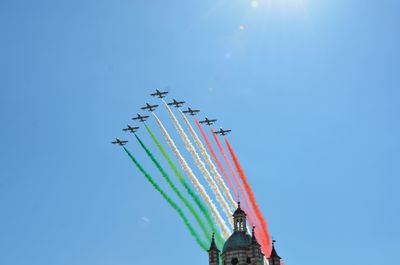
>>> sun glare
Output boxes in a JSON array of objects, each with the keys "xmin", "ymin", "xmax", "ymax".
[{"xmin": 251, "ymin": 1, "xmax": 259, "ymax": 8}]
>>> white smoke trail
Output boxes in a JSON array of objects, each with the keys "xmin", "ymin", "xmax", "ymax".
[
  {"xmin": 163, "ymin": 102, "xmax": 233, "ymax": 224},
  {"xmin": 179, "ymin": 111, "xmax": 236, "ymax": 210},
  {"xmin": 152, "ymin": 112, "xmax": 230, "ymax": 238}
]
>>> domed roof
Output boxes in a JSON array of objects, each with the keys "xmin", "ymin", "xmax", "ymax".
[
  {"xmin": 222, "ymin": 231, "xmax": 252, "ymax": 252},
  {"xmin": 233, "ymin": 207, "xmax": 246, "ymax": 216},
  {"xmin": 233, "ymin": 202, "xmax": 246, "ymax": 216}
]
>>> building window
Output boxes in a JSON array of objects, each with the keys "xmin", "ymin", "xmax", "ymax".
[
  {"xmin": 231, "ymin": 258, "xmax": 239, "ymax": 265},
  {"xmin": 247, "ymin": 257, "xmax": 251, "ymax": 264}
]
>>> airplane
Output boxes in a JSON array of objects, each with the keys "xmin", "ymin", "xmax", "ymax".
[
  {"xmin": 167, "ymin": 99, "xmax": 185, "ymax": 108},
  {"xmin": 213, "ymin": 127, "xmax": 231, "ymax": 136},
  {"xmin": 141, "ymin": 103, "xmax": 159, "ymax": 112},
  {"xmin": 112, "ymin": 138, "xmax": 128, "ymax": 146},
  {"xmin": 150, "ymin": 89, "xmax": 168, "ymax": 98},
  {"xmin": 199, "ymin": 117, "xmax": 217, "ymax": 126},
  {"xmin": 132, "ymin": 113, "xmax": 149, "ymax": 122},
  {"xmin": 122, "ymin": 125, "xmax": 139, "ymax": 133},
  {"xmin": 182, "ymin": 107, "xmax": 200, "ymax": 116}
]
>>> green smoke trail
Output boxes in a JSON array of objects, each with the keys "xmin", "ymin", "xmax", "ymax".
[
  {"xmin": 144, "ymin": 124, "xmax": 224, "ymax": 247},
  {"xmin": 134, "ymin": 134, "xmax": 210, "ymax": 241},
  {"xmin": 122, "ymin": 146, "xmax": 208, "ymax": 251}
]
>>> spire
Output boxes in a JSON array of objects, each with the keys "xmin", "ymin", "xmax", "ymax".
[
  {"xmin": 251, "ymin": 226, "xmax": 260, "ymax": 245},
  {"xmin": 208, "ymin": 233, "xmax": 220, "ymax": 252},
  {"xmin": 270, "ymin": 240, "xmax": 281, "ymax": 259}
]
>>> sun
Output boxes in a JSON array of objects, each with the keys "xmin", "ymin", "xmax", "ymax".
[{"xmin": 251, "ymin": 0, "xmax": 259, "ymax": 8}]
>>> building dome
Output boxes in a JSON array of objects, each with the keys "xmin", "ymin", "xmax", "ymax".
[{"xmin": 222, "ymin": 231, "xmax": 252, "ymax": 252}]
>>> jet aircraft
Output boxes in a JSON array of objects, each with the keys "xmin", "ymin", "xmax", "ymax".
[
  {"xmin": 150, "ymin": 89, "xmax": 168, "ymax": 98},
  {"xmin": 199, "ymin": 117, "xmax": 217, "ymax": 126},
  {"xmin": 213, "ymin": 127, "xmax": 231, "ymax": 136},
  {"xmin": 141, "ymin": 103, "xmax": 159, "ymax": 112},
  {"xmin": 112, "ymin": 138, "xmax": 128, "ymax": 146},
  {"xmin": 122, "ymin": 125, "xmax": 139, "ymax": 133},
  {"xmin": 132, "ymin": 113, "xmax": 149, "ymax": 122},
  {"xmin": 182, "ymin": 107, "xmax": 200, "ymax": 116},
  {"xmin": 167, "ymin": 99, "xmax": 185, "ymax": 108}
]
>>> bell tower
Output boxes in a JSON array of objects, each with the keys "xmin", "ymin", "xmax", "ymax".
[{"xmin": 233, "ymin": 202, "xmax": 247, "ymax": 232}]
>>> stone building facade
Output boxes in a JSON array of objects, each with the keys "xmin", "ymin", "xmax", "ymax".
[{"xmin": 208, "ymin": 203, "xmax": 282, "ymax": 265}]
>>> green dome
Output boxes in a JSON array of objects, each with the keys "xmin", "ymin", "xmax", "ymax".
[{"xmin": 222, "ymin": 231, "xmax": 252, "ymax": 252}]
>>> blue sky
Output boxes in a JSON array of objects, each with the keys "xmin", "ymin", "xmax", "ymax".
[{"xmin": 0, "ymin": 1, "xmax": 399, "ymax": 265}]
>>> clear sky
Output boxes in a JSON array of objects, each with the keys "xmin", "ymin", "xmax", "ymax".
[{"xmin": 0, "ymin": 1, "xmax": 399, "ymax": 265}]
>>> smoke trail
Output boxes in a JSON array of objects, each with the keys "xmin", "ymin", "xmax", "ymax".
[
  {"xmin": 224, "ymin": 138, "xmax": 272, "ymax": 255},
  {"xmin": 180, "ymin": 113, "xmax": 236, "ymax": 210},
  {"xmin": 211, "ymin": 128, "xmax": 257, "ymax": 228},
  {"xmin": 152, "ymin": 112, "xmax": 230, "ymax": 239},
  {"xmin": 194, "ymin": 118, "xmax": 238, "ymax": 202},
  {"xmin": 122, "ymin": 146, "xmax": 208, "ymax": 251},
  {"xmin": 163, "ymin": 102, "xmax": 233, "ymax": 225},
  {"xmin": 211, "ymin": 128, "xmax": 269, "ymax": 253},
  {"xmin": 135, "ymin": 134, "xmax": 211, "ymax": 241},
  {"xmin": 143, "ymin": 125, "xmax": 224, "ymax": 247}
]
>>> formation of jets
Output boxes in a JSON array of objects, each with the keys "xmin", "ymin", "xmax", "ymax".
[
  {"xmin": 168, "ymin": 99, "xmax": 185, "ymax": 108},
  {"xmin": 199, "ymin": 117, "xmax": 217, "ymax": 126},
  {"xmin": 141, "ymin": 103, "xmax": 159, "ymax": 112},
  {"xmin": 114, "ymin": 89, "xmax": 233, "ymax": 146},
  {"xmin": 213, "ymin": 127, "xmax": 231, "ymax": 136},
  {"xmin": 123, "ymin": 125, "xmax": 139, "ymax": 133},
  {"xmin": 182, "ymin": 107, "xmax": 200, "ymax": 116}
]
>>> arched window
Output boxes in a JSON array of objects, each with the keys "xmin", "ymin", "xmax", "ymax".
[{"xmin": 231, "ymin": 258, "xmax": 239, "ymax": 265}]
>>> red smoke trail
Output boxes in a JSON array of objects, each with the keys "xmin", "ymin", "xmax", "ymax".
[
  {"xmin": 224, "ymin": 137, "xmax": 272, "ymax": 256},
  {"xmin": 213, "ymin": 133, "xmax": 270, "ymax": 256},
  {"xmin": 210, "ymin": 129, "xmax": 261, "ymax": 234},
  {"xmin": 194, "ymin": 118, "xmax": 238, "ymax": 200}
]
